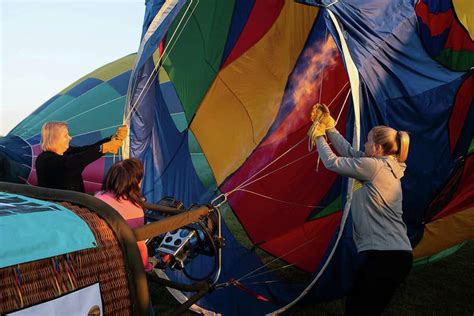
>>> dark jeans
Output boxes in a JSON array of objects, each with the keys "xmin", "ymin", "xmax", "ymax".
[{"xmin": 345, "ymin": 250, "xmax": 413, "ymax": 316}]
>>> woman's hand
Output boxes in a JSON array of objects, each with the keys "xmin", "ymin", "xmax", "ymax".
[
  {"xmin": 320, "ymin": 104, "xmax": 336, "ymax": 129},
  {"xmin": 113, "ymin": 125, "xmax": 128, "ymax": 141},
  {"xmin": 102, "ymin": 139, "xmax": 123, "ymax": 154},
  {"xmin": 311, "ymin": 103, "xmax": 336, "ymax": 129},
  {"xmin": 311, "ymin": 122, "xmax": 328, "ymax": 138},
  {"xmin": 310, "ymin": 103, "xmax": 325, "ymax": 122}
]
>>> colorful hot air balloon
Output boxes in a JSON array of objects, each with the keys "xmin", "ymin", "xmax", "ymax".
[
  {"xmin": 0, "ymin": 54, "xmax": 136, "ymax": 192},
  {"xmin": 126, "ymin": 0, "xmax": 473, "ymax": 314},
  {"xmin": 0, "ymin": 0, "xmax": 472, "ymax": 314}
]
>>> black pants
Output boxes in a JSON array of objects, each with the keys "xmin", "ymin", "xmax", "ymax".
[{"xmin": 345, "ymin": 250, "xmax": 413, "ymax": 316}]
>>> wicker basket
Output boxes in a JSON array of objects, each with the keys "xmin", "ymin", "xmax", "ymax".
[{"xmin": 0, "ymin": 202, "xmax": 133, "ymax": 315}]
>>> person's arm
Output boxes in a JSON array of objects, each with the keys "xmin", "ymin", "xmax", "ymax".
[
  {"xmin": 61, "ymin": 145, "xmax": 104, "ymax": 170},
  {"xmin": 137, "ymin": 241, "xmax": 154, "ymax": 272},
  {"xmin": 66, "ymin": 137, "xmax": 112, "ymax": 155},
  {"xmin": 326, "ymin": 128, "xmax": 364, "ymax": 158},
  {"xmin": 316, "ymin": 136, "xmax": 379, "ymax": 181},
  {"xmin": 92, "ymin": 136, "xmax": 113, "ymax": 146}
]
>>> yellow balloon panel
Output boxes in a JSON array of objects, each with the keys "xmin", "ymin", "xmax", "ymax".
[
  {"xmin": 159, "ymin": 67, "xmax": 171, "ymax": 83},
  {"xmin": 413, "ymin": 207, "xmax": 474, "ymax": 259},
  {"xmin": 191, "ymin": 2, "xmax": 318, "ymax": 184},
  {"xmin": 453, "ymin": 0, "xmax": 474, "ymax": 40},
  {"xmin": 190, "ymin": 78, "xmax": 258, "ymax": 183}
]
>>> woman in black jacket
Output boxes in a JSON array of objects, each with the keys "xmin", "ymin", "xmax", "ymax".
[{"xmin": 35, "ymin": 121, "xmax": 127, "ymax": 192}]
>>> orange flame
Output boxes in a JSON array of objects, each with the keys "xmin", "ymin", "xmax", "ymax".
[
  {"xmin": 292, "ymin": 35, "xmax": 338, "ymax": 111},
  {"xmin": 265, "ymin": 36, "xmax": 339, "ymax": 145}
]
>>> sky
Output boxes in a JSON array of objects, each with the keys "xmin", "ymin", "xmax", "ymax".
[{"xmin": 0, "ymin": 0, "xmax": 145, "ymax": 135}]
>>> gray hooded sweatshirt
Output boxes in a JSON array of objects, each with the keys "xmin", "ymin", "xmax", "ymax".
[{"xmin": 316, "ymin": 129, "xmax": 412, "ymax": 253}]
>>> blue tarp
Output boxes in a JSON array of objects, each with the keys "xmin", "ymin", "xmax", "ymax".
[{"xmin": 0, "ymin": 192, "xmax": 96, "ymax": 268}]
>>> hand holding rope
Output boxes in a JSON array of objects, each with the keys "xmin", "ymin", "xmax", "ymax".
[{"xmin": 307, "ymin": 103, "xmax": 336, "ymax": 170}]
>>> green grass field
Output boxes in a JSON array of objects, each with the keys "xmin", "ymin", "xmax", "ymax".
[{"xmin": 150, "ymin": 240, "xmax": 474, "ymax": 315}]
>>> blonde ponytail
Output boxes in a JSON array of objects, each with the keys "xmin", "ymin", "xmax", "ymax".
[
  {"xmin": 370, "ymin": 126, "xmax": 410, "ymax": 162},
  {"xmin": 397, "ymin": 131, "xmax": 410, "ymax": 162}
]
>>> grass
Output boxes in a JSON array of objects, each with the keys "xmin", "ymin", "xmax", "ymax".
[{"xmin": 149, "ymin": 240, "xmax": 474, "ymax": 315}]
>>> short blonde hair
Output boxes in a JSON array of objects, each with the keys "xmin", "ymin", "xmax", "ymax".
[
  {"xmin": 40, "ymin": 121, "xmax": 68, "ymax": 151},
  {"xmin": 370, "ymin": 126, "xmax": 410, "ymax": 162}
]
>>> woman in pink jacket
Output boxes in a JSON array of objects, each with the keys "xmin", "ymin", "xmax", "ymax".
[{"xmin": 95, "ymin": 158, "xmax": 154, "ymax": 272}]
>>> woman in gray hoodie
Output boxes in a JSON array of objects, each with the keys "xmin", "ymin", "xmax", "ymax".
[{"xmin": 310, "ymin": 104, "xmax": 412, "ymax": 316}]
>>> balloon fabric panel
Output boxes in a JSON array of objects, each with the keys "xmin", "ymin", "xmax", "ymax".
[
  {"xmin": 222, "ymin": 0, "xmax": 286, "ymax": 67},
  {"xmin": 220, "ymin": 14, "xmax": 349, "ymax": 272},
  {"xmin": 416, "ymin": 0, "xmax": 474, "ymax": 71},
  {"xmin": 449, "ymin": 74, "xmax": 474, "ymax": 155},
  {"xmin": 162, "ymin": 0, "xmax": 235, "ymax": 121},
  {"xmin": 452, "ymin": 0, "xmax": 474, "ymax": 40},
  {"xmin": 415, "ymin": 148, "xmax": 474, "ymax": 261},
  {"xmin": 190, "ymin": 1, "xmax": 318, "ymax": 185}
]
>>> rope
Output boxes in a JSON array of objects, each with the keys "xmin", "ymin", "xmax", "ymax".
[
  {"xmin": 335, "ymin": 87, "xmax": 351, "ymax": 125},
  {"xmin": 125, "ymin": 0, "xmax": 199, "ymax": 122},
  {"xmin": 237, "ymin": 263, "xmax": 295, "ymax": 282},
  {"xmin": 233, "ymin": 149, "xmax": 312, "ymax": 191},
  {"xmin": 17, "ymin": 0, "xmax": 199, "ymax": 163},
  {"xmin": 215, "ymin": 227, "xmax": 330, "ymax": 289},
  {"xmin": 234, "ymin": 188, "xmax": 324, "ymax": 209},
  {"xmin": 213, "ymin": 75, "xmax": 352, "ymax": 291},
  {"xmin": 310, "ymin": 28, "xmax": 330, "ymax": 168},
  {"xmin": 17, "ymin": 82, "xmax": 123, "ymax": 138},
  {"xmin": 240, "ymin": 84, "xmax": 350, "ymax": 192},
  {"xmin": 307, "ymin": 85, "xmax": 351, "ymax": 153},
  {"xmin": 70, "ymin": 124, "xmax": 125, "ymax": 138},
  {"xmin": 238, "ymin": 280, "xmax": 282, "ymax": 285},
  {"xmin": 318, "ymin": 28, "xmax": 329, "ymax": 103},
  {"xmin": 226, "ymin": 278, "xmax": 272, "ymax": 302},
  {"xmin": 64, "ymin": 95, "xmax": 125, "ymax": 123},
  {"xmin": 210, "ymin": 83, "xmax": 351, "ymax": 211},
  {"xmin": 228, "ymin": 138, "xmax": 308, "ymax": 194}
]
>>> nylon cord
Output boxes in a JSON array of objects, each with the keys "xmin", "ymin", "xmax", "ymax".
[{"xmin": 125, "ymin": 0, "xmax": 199, "ymax": 122}]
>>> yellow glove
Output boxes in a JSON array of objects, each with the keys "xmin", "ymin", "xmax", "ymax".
[
  {"xmin": 113, "ymin": 125, "xmax": 128, "ymax": 141},
  {"xmin": 319, "ymin": 104, "xmax": 336, "ymax": 129},
  {"xmin": 308, "ymin": 121, "xmax": 328, "ymax": 139},
  {"xmin": 310, "ymin": 103, "xmax": 325, "ymax": 122},
  {"xmin": 102, "ymin": 139, "xmax": 123, "ymax": 154},
  {"xmin": 308, "ymin": 122, "xmax": 326, "ymax": 148}
]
